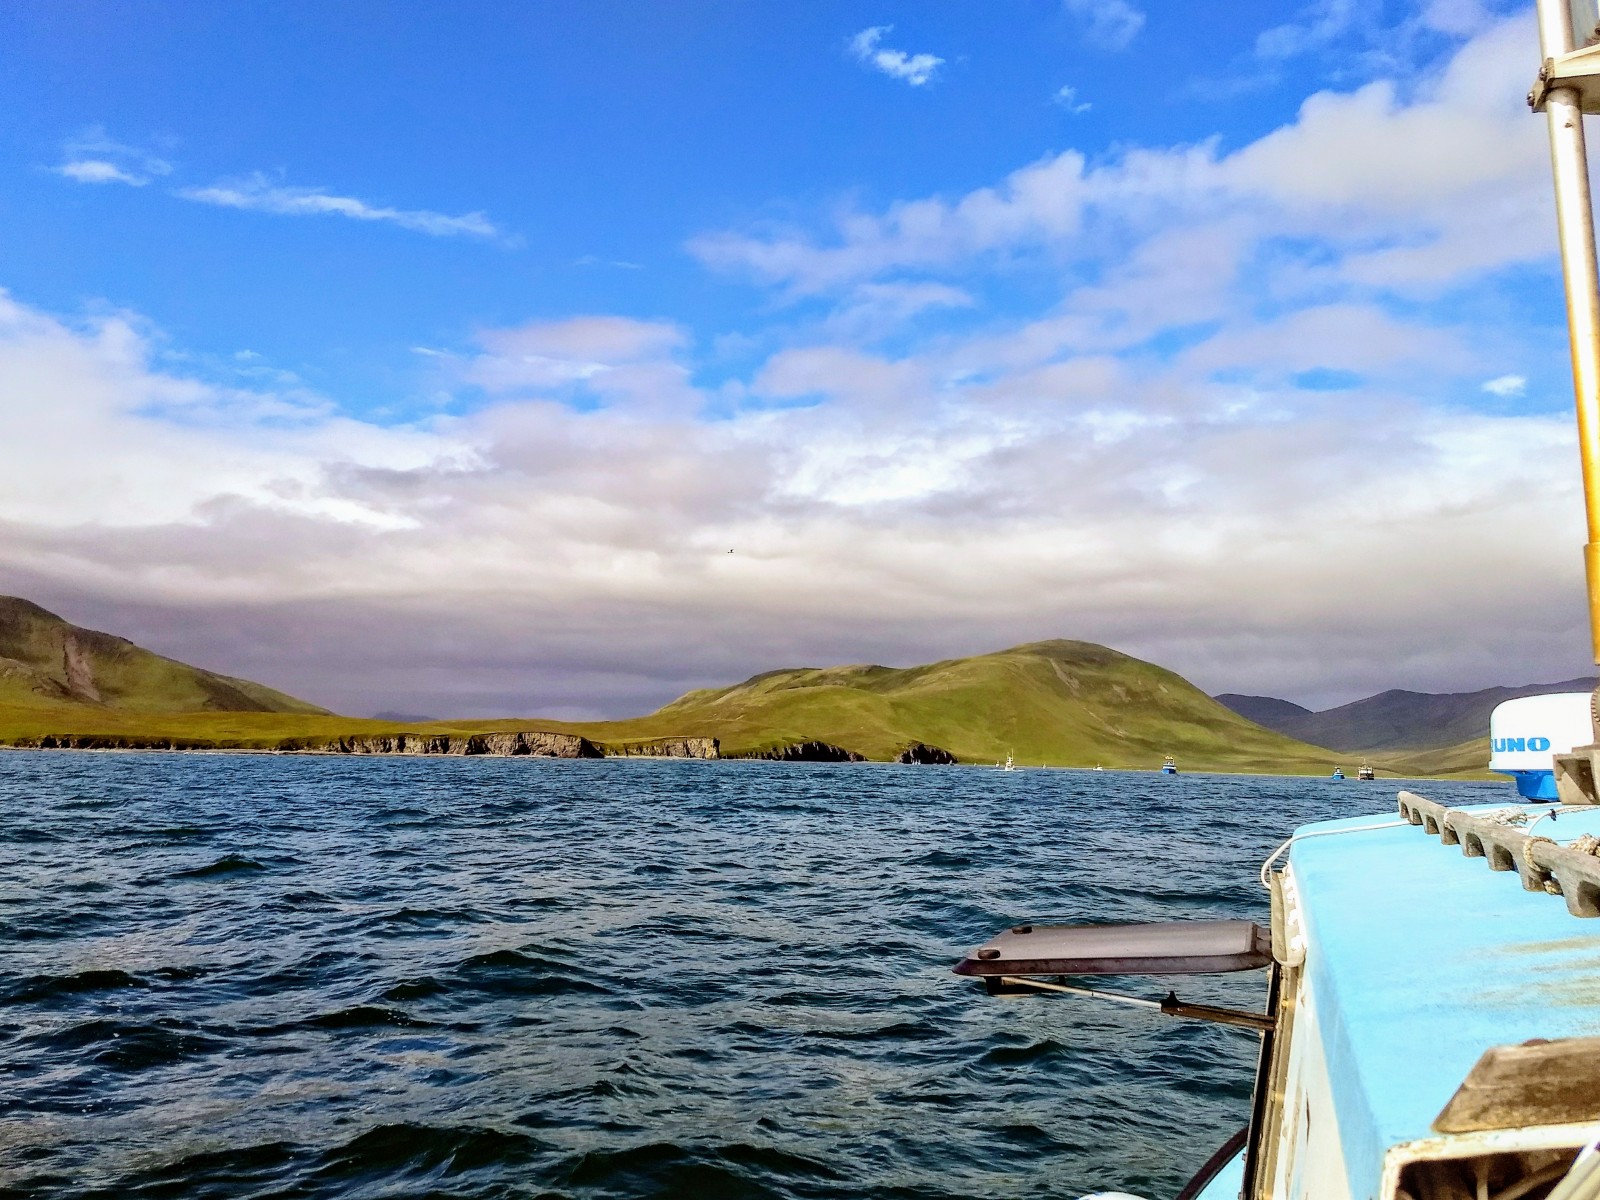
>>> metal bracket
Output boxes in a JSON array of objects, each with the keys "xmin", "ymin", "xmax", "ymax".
[
  {"xmin": 1530, "ymin": 46, "xmax": 1600, "ymax": 113},
  {"xmin": 1160, "ymin": 991, "xmax": 1277, "ymax": 1034},
  {"xmin": 991, "ymin": 974, "xmax": 1274, "ymax": 1033}
]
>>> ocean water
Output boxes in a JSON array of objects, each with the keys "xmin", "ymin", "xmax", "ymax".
[{"xmin": 0, "ymin": 753, "xmax": 1504, "ymax": 1200}]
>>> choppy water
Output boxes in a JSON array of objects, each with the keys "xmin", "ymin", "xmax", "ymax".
[{"xmin": 0, "ymin": 753, "xmax": 1503, "ymax": 1199}]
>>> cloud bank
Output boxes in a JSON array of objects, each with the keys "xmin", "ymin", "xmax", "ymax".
[{"xmin": 4, "ymin": 13, "xmax": 1588, "ymax": 719}]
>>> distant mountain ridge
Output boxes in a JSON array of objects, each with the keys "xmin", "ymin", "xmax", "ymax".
[
  {"xmin": 1215, "ymin": 678, "xmax": 1596, "ymax": 752},
  {"xmin": 0, "ymin": 596, "xmax": 328, "ymax": 715},
  {"xmin": 1214, "ymin": 694, "xmax": 1313, "ymax": 727}
]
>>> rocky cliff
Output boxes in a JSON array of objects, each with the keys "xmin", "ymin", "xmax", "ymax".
[
  {"xmin": 10, "ymin": 729, "xmax": 723, "ymax": 759},
  {"xmin": 600, "ymin": 737, "xmax": 719, "ymax": 759},
  {"xmin": 896, "ymin": 742, "xmax": 957, "ymax": 764},
  {"xmin": 20, "ymin": 734, "xmax": 221, "ymax": 751},
  {"xmin": 279, "ymin": 731, "xmax": 603, "ymax": 757},
  {"xmin": 734, "ymin": 740, "xmax": 866, "ymax": 762}
]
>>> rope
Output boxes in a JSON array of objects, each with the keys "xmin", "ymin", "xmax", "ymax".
[
  {"xmin": 1524, "ymin": 805, "xmax": 1600, "ymax": 837},
  {"xmin": 1258, "ymin": 820, "xmax": 1407, "ymax": 889},
  {"xmin": 1475, "ymin": 807, "xmax": 1532, "ymax": 826},
  {"xmin": 1258, "ymin": 802, "xmax": 1599, "ymax": 891}
]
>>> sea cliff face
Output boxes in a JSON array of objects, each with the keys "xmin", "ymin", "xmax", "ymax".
[
  {"xmin": 896, "ymin": 742, "xmax": 957, "ymax": 764},
  {"xmin": 735, "ymin": 740, "xmax": 866, "ymax": 763},
  {"xmin": 600, "ymin": 737, "xmax": 720, "ymax": 759},
  {"xmin": 21, "ymin": 734, "xmax": 219, "ymax": 751},
  {"xmin": 283, "ymin": 731, "xmax": 604, "ymax": 758},
  {"xmin": 10, "ymin": 730, "xmax": 722, "ymax": 759}
]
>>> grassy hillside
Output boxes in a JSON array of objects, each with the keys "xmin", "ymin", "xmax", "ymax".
[
  {"xmin": 498, "ymin": 640, "xmax": 1364, "ymax": 772},
  {"xmin": 1216, "ymin": 678, "xmax": 1594, "ymax": 752},
  {"xmin": 1375, "ymin": 737, "xmax": 1494, "ymax": 780},
  {"xmin": 0, "ymin": 596, "xmax": 327, "ymax": 715},
  {"xmin": 0, "ymin": 602, "xmax": 1508, "ymax": 781}
]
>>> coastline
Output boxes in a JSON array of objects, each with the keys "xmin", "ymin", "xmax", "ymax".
[{"xmin": 0, "ymin": 739, "xmax": 1501, "ymax": 782}]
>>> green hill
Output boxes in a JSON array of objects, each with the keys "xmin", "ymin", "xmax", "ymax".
[
  {"xmin": 520, "ymin": 639, "xmax": 1365, "ymax": 772},
  {"xmin": 0, "ymin": 600, "xmax": 1498, "ymax": 779},
  {"xmin": 0, "ymin": 596, "xmax": 327, "ymax": 715}
]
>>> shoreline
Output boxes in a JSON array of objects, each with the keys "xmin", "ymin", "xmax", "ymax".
[{"xmin": 0, "ymin": 742, "xmax": 1500, "ymax": 782}]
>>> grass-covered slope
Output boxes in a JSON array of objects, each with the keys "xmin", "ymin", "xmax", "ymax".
[
  {"xmin": 0, "ymin": 603, "xmax": 1499, "ymax": 779},
  {"xmin": 525, "ymin": 639, "xmax": 1356, "ymax": 772},
  {"xmin": 0, "ymin": 596, "xmax": 327, "ymax": 715}
]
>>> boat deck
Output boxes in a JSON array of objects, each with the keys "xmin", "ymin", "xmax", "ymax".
[{"xmin": 1288, "ymin": 801, "xmax": 1600, "ymax": 1198}]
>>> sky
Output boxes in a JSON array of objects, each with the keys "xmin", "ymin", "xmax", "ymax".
[{"xmin": 0, "ymin": 0, "xmax": 1591, "ymax": 719}]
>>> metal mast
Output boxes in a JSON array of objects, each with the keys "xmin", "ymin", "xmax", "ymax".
[{"xmin": 1532, "ymin": 0, "xmax": 1600, "ymax": 662}]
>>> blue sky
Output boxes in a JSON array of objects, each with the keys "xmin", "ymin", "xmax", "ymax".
[
  {"xmin": 0, "ymin": 0, "xmax": 1588, "ymax": 717},
  {"xmin": 4, "ymin": 1, "xmax": 1368, "ymax": 395}
]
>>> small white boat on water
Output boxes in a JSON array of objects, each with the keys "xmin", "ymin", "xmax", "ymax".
[{"xmin": 1001, "ymin": 753, "xmax": 1016, "ymax": 772}]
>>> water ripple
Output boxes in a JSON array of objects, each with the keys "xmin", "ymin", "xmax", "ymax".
[{"xmin": 0, "ymin": 752, "xmax": 1502, "ymax": 1198}]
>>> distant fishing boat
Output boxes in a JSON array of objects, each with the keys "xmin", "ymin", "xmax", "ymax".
[
  {"xmin": 1001, "ymin": 753, "xmax": 1016, "ymax": 772},
  {"xmin": 1330, "ymin": 767, "xmax": 1345, "ymax": 780},
  {"xmin": 1358, "ymin": 762, "xmax": 1375, "ymax": 781},
  {"xmin": 1160, "ymin": 756, "xmax": 1177, "ymax": 775}
]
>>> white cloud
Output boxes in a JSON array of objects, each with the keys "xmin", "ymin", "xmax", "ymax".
[
  {"xmin": 0, "ymin": 272, "xmax": 1586, "ymax": 717},
  {"xmin": 0, "ymin": 290, "xmax": 453, "ymax": 531},
  {"xmin": 1482, "ymin": 373, "xmax": 1527, "ymax": 397},
  {"xmin": 4, "ymin": 15, "xmax": 1590, "ymax": 717},
  {"xmin": 1063, "ymin": 0, "xmax": 1145, "ymax": 50},
  {"xmin": 689, "ymin": 150, "xmax": 1094, "ymax": 293},
  {"xmin": 1419, "ymin": 0, "xmax": 1497, "ymax": 36},
  {"xmin": 57, "ymin": 160, "xmax": 145, "ymax": 186},
  {"xmin": 574, "ymin": 255, "xmax": 644, "ymax": 270},
  {"xmin": 53, "ymin": 128, "xmax": 172, "ymax": 187},
  {"xmin": 176, "ymin": 173, "xmax": 501, "ymax": 239},
  {"xmin": 819, "ymin": 281, "xmax": 974, "ymax": 341},
  {"xmin": 695, "ymin": 15, "xmax": 1545, "ymax": 303},
  {"xmin": 849, "ymin": 26, "xmax": 944, "ymax": 87},
  {"xmin": 1052, "ymin": 84, "xmax": 1092, "ymax": 114}
]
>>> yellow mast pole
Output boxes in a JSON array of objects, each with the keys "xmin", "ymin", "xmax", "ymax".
[{"xmin": 1536, "ymin": 0, "xmax": 1600, "ymax": 663}]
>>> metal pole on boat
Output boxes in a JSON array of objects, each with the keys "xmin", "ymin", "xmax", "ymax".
[{"xmin": 1536, "ymin": 0, "xmax": 1600, "ymax": 663}]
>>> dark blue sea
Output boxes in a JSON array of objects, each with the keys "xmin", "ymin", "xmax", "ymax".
[{"xmin": 0, "ymin": 754, "xmax": 1503, "ymax": 1199}]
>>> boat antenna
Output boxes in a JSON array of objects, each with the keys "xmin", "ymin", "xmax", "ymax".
[{"xmin": 1532, "ymin": 0, "xmax": 1600, "ymax": 788}]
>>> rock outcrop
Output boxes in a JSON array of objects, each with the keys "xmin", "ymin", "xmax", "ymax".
[
  {"xmin": 7, "ymin": 729, "xmax": 727, "ymax": 759},
  {"xmin": 736, "ymin": 740, "xmax": 866, "ymax": 762},
  {"xmin": 20, "ymin": 734, "xmax": 215, "ymax": 750},
  {"xmin": 601, "ymin": 737, "xmax": 720, "ymax": 759},
  {"xmin": 896, "ymin": 742, "xmax": 957, "ymax": 764},
  {"xmin": 279, "ymin": 731, "xmax": 603, "ymax": 757}
]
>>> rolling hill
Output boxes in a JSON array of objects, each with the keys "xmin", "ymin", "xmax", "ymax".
[
  {"xmin": 0, "ymin": 595, "xmax": 1497, "ymax": 778},
  {"xmin": 1215, "ymin": 677, "xmax": 1595, "ymax": 752},
  {"xmin": 0, "ymin": 596, "xmax": 327, "ymax": 715},
  {"xmin": 520, "ymin": 639, "xmax": 1368, "ymax": 772}
]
